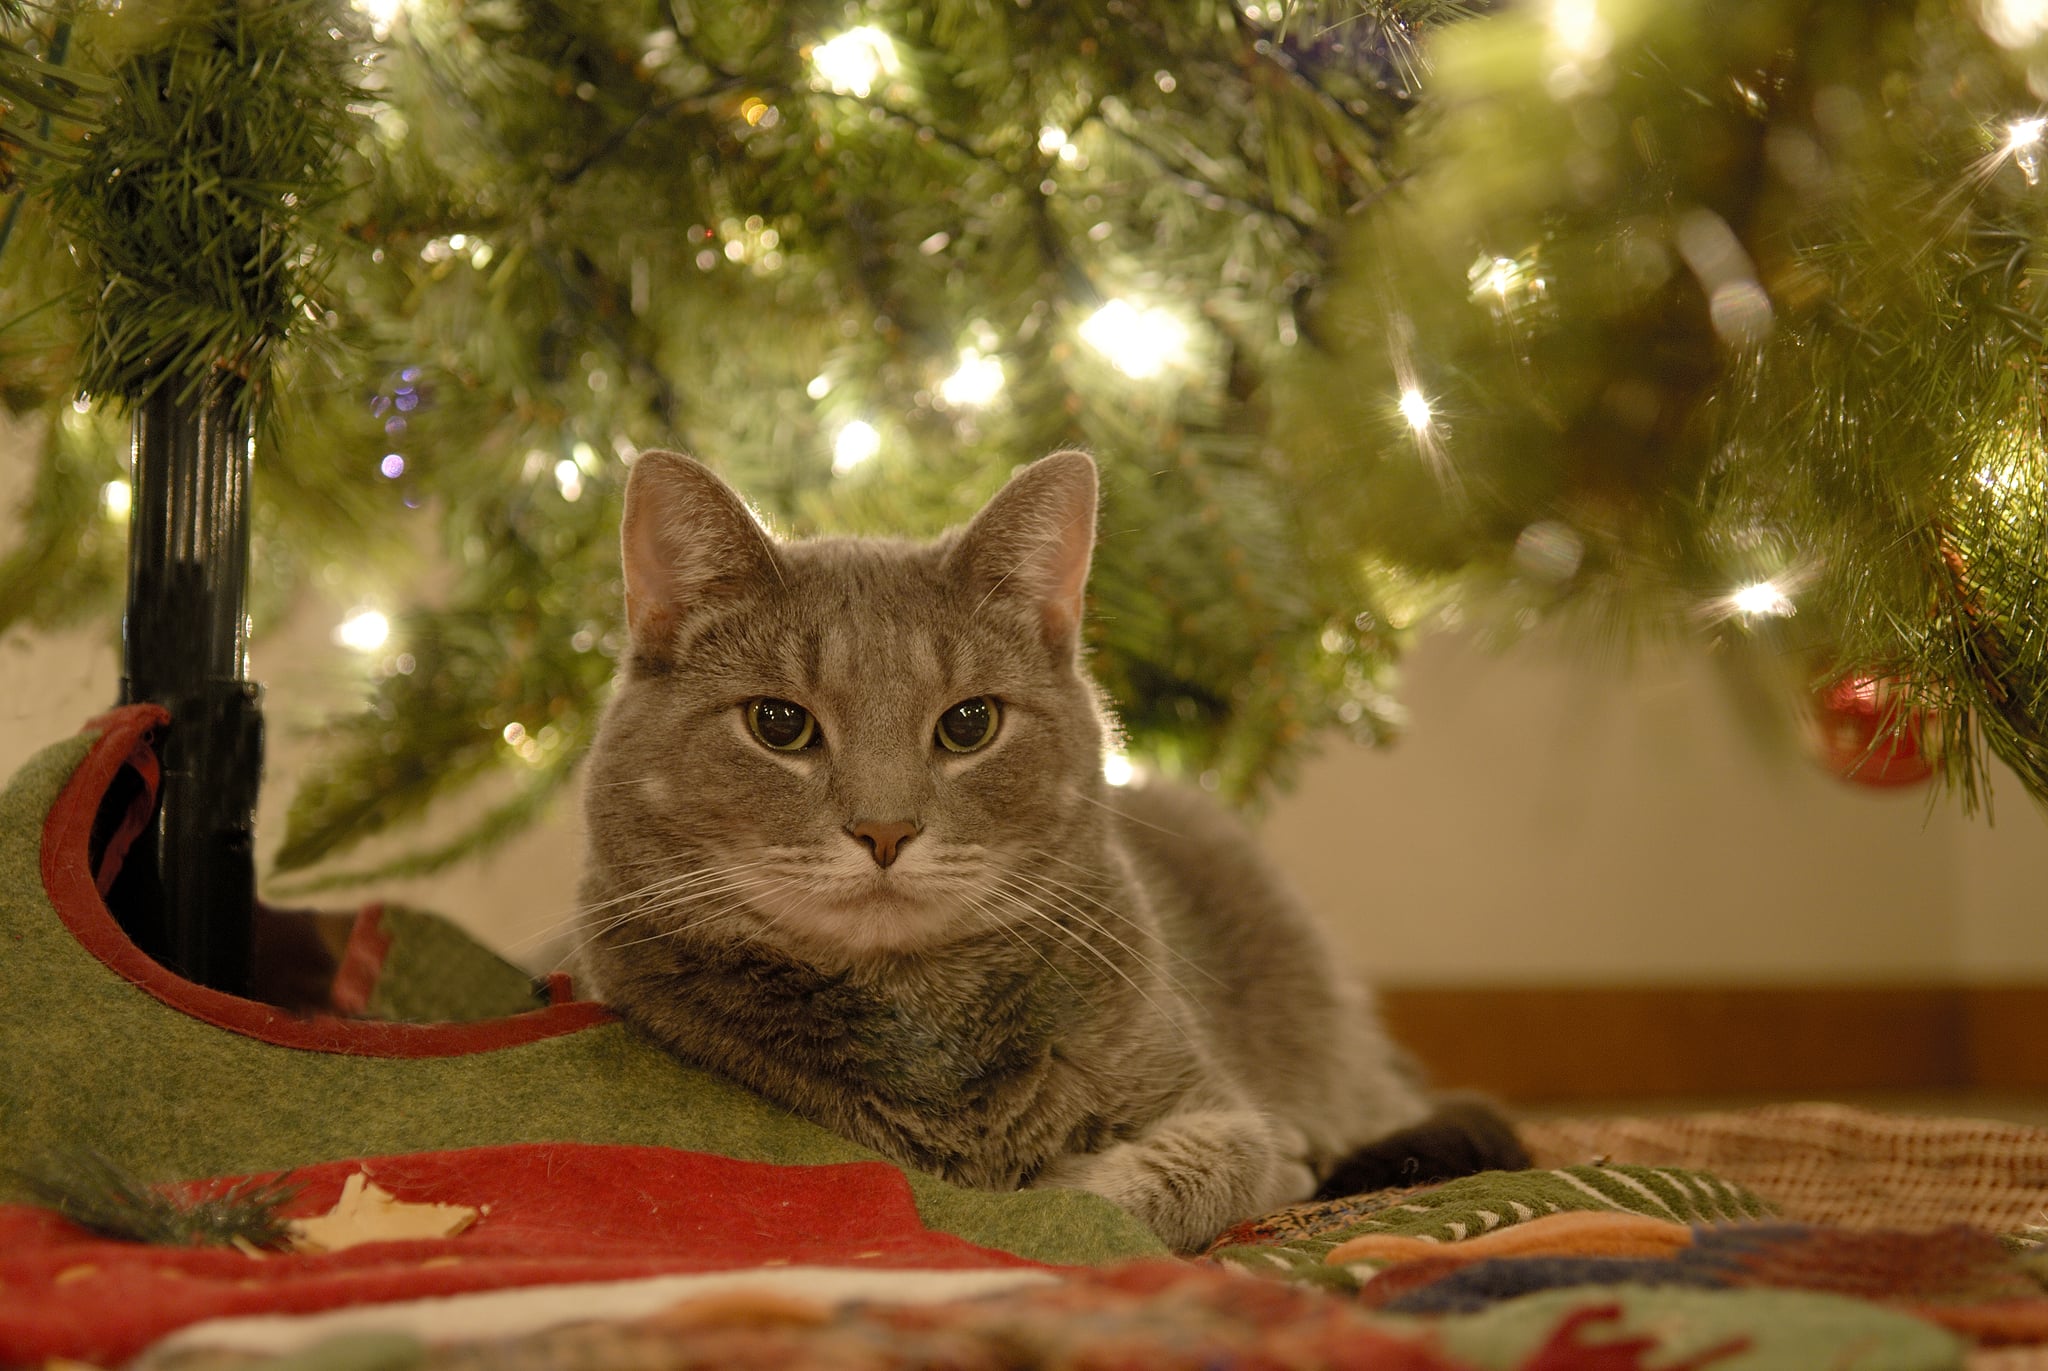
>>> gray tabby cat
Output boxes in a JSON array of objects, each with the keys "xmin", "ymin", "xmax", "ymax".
[{"xmin": 572, "ymin": 449, "xmax": 1523, "ymax": 1252}]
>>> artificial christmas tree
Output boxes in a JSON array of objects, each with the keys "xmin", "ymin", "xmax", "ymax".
[
  {"xmin": 5, "ymin": 0, "xmax": 2048, "ymax": 917},
  {"xmin": 3, "ymin": 0, "xmax": 1457, "ymax": 913}
]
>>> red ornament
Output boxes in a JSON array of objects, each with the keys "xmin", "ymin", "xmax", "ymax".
[{"xmin": 1810, "ymin": 676, "xmax": 1937, "ymax": 788}]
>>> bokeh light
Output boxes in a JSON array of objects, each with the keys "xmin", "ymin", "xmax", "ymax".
[
  {"xmin": 833, "ymin": 420, "xmax": 882, "ymax": 474},
  {"xmin": 812, "ymin": 27, "xmax": 900, "ymax": 98},
  {"xmin": 335, "ymin": 608, "xmax": 390, "ymax": 651},
  {"xmin": 1079, "ymin": 300, "xmax": 1191, "ymax": 379}
]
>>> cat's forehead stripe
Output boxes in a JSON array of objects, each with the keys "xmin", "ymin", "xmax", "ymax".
[{"xmin": 808, "ymin": 621, "xmax": 944, "ymax": 690}]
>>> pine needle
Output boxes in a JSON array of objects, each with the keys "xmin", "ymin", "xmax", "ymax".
[{"xmin": 12, "ymin": 1146, "xmax": 302, "ymax": 1250}]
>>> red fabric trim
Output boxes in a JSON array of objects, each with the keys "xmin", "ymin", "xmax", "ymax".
[
  {"xmin": 92, "ymin": 733, "xmax": 158, "ymax": 898},
  {"xmin": 327, "ymin": 906, "xmax": 394, "ymax": 1016},
  {"xmin": 40, "ymin": 705, "xmax": 615, "ymax": 1057},
  {"xmin": 0, "ymin": 1142, "xmax": 1050, "ymax": 1366},
  {"xmin": 544, "ymin": 969, "xmax": 577, "ymax": 1005}
]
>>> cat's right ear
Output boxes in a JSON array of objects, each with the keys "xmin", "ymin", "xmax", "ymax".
[{"xmin": 620, "ymin": 451, "xmax": 782, "ymax": 652}]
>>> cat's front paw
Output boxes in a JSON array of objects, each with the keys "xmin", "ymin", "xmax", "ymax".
[{"xmin": 1031, "ymin": 1109, "xmax": 1309, "ymax": 1252}]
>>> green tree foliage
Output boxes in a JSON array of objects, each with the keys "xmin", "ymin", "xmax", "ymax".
[
  {"xmin": 2, "ymin": 1, "xmax": 1459, "ymax": 883},
  {"xmin": 1289, "ymin": 0, "xmax": 2048, "ymax": 808}
]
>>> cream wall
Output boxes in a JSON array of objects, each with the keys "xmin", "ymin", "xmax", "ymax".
[{"xmin": 1259, "ymin": 632, "xmax": 2032, "ymax": 986}]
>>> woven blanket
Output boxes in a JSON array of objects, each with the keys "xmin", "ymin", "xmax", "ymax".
[
  {"xmin": 48, "ymin": 1141, "xmax": 2035, "ymax": 1371},
  {"xmin": 134, "ymin": 1264, "xmax": 1969, "ymax": 1371},
  {"xmin": 1520, "ymin": 1106, "xmax": 2048, "ymax": 1235}
]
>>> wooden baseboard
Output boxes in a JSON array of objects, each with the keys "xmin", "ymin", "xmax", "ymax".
[{"xmin": 1377, "ymin": 984, "xmax": 2048, "ymax": 1102}]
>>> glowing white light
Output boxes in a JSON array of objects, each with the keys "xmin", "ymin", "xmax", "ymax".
[
  {"xmin": 1982, "ymin": 0, "xmax": 2048, "ymax": 47},
  {"xmin": 806, "ymin": 373, "xmax": 833, "ymax": 399},
  {"xmin": 939, "ymin": 349, "xmax": 1005, "ymax": 407},
  {"xmin": 1102, "ymin": 752, "xmax": 1135, "ymax": 787},
  {"xmin": 832, "ymin": 420, "xmax": 881, "ymax": 474},
  {"xmin": 2009, "ymin": 116, "xmax": 2047, "ymax": 184},
  {"xmin": 1550, "ymin": 0, "xmax": 1611, "ymax": 59},
  {"xmin": 379, "ymin": 453, "xmax": 405, "ymax": 479},
  {"xmin": 335, "ymin": 608, "xmax": 390, "ymax": 652},
  {"xmin": 812, "ymin": 26, "xmax": 899, "ymax": 98},
  {"xmin": 352, "ymin": 0, "xmax": 403, "ymax": 34},
  {"xmin": 1037, "ymin": 126, "xmax": 1069, "ymax": 155},
  {"xmin": 1475, "ymin": 256, "xmax": 1521, "ymax": 298},
  {"xmin": 554, "ymin": 458, "xmax": 584, "ymax": 502},
  {"xmin": 1730, "ymin": 581, "xmax": 1794, "ymax": 617},
  {"xmin": 1079, "ymin": 300, "xmax": 1191, "ymax": 379},
  {"xmin": 101, "ymin": 479, "xmax": 131, "ymax": 519},
  {"xmin": 1398, "ymin": 388, "xmax": 1433, "ymax": 431}
]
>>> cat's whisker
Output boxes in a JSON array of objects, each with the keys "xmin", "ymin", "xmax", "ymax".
[
  {"xmin": 579, "ymin": 775, "xmax": 666, "ymax": 792},
  {"xmin": 963, "ymin": 892, "xmax": 1086, "ymax": 1004},
  {"xmin": 994, "ymin": 870, "xmax": 1205, "ymax": 999},
  {"xmin": 594, "ymin": 890, "xmax": 764, "ymax": 953},
  {"xmin": 984, "ymin": 889, "xmax": 1196, "ymax": 1050},
  {"xmin": 547, "ymin": 865, "xmax": 784, "ymax": 963},
  {"xmin": 575, "ymin": 859, "xmax": 781, "ymax": 919},
  {"xmin": 1068, "ymin": 788, "xmax": 1186, "ymax": 837},
  {"xmin": 1011, "ymin": 857, "xmax": 1225, "ymax": 988}
]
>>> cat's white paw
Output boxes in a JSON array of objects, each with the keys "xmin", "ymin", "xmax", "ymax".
[{"xmin": 1031, "ymin": 1109, "xmax": 1303, "ymax": 1252}]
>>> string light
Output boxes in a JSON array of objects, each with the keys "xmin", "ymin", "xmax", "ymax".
[
  {"xmin": 939, "ymin": 348, "xmax": 1005, "ymax": 406},
  {"xmin": 554, "ymin": 459, "xmax": 584, "ymax": 502},
  {"xmin": 1079, "ymin": 299, "xmax": 1191, "ymax": 379},
  {"xmin": 1981, "ymin": 0, "xmax": 2048, "ymax": 47},
  {"xmin": 101, "ymin": 479, "xmax": 131, "ymax": 520},
  {"xmin": 812, "ymin": 27, "xmax": 899, "ymax": 98},
  {"xmin": 351, "ymin": 0, "xmax": 403, "ymax": 37},
  {"xmin": 1102, "ymin": 751, "xmax": 1135, "ymax": 786},
  {"xmin": 1398, "ymin": 388, "xmax": 1434, "ymax": 431},
  {"xmin": 2008, "ymin": 116, "xmax": 2046, "ymax": 184},
  {"xmin": 1550, "ymin": 0, "xmax": 1610, "ymax": 57},
  {"xmin": 833, "ymin": 420, "xmax": 881, "ymax": 474},
  {"xmin": 1471, "ymin": 255, "xmax": 1523, "ymax": 300},
  {"xmin": 379, "ymin": 453, "xmax": 405, "ymax": 478},
  {"xmin": 335, "ymin": 608, "xmax": 390, "ymax": 652},
  {"xmin": 1730, "ymin": 581, "xmax": 1794, "ymax": 617},
  {"xmin": 502, "ymin": 721, "xmax": 543, "ymax": 765},
  {"xmin": 1546, "ymin": 0, "xmax": 1612, "ymax": 95}
]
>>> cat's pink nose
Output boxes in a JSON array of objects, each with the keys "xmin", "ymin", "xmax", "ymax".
[{"xmin": 847, "ymin": 819, "xmax": 919, "ymax": 868}]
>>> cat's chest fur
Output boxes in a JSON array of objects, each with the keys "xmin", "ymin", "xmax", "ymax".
[{"xmin": 601, "ymin": 930, "xmax": 1178, "ymax": 1188}]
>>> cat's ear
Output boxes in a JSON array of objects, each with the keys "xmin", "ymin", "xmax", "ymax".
[
  {"xmin": 949, "ymin": 450, "xmax": 1098, "ymax": 652},
  {"xmin": 620, "ymin": 450, "xmax": 782, "ymax": 650}
]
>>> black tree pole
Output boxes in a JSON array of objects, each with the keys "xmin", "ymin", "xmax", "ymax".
[{"xmin": 115, "ymin": 380, "xmax": 263, "ymax": 997}]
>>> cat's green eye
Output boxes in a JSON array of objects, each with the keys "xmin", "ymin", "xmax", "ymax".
[
  {"xmin": 747, "ymin": 698, "xmax": 818, "ymax": 751},
  {"xmin": 936, "ymin": 696, "xmax": 1000, "ymax": 754}
]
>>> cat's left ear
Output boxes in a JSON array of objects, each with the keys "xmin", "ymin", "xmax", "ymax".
[{"xmin": 948, "ymin": 450, "xmax": 1098, "ymax": 654}]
